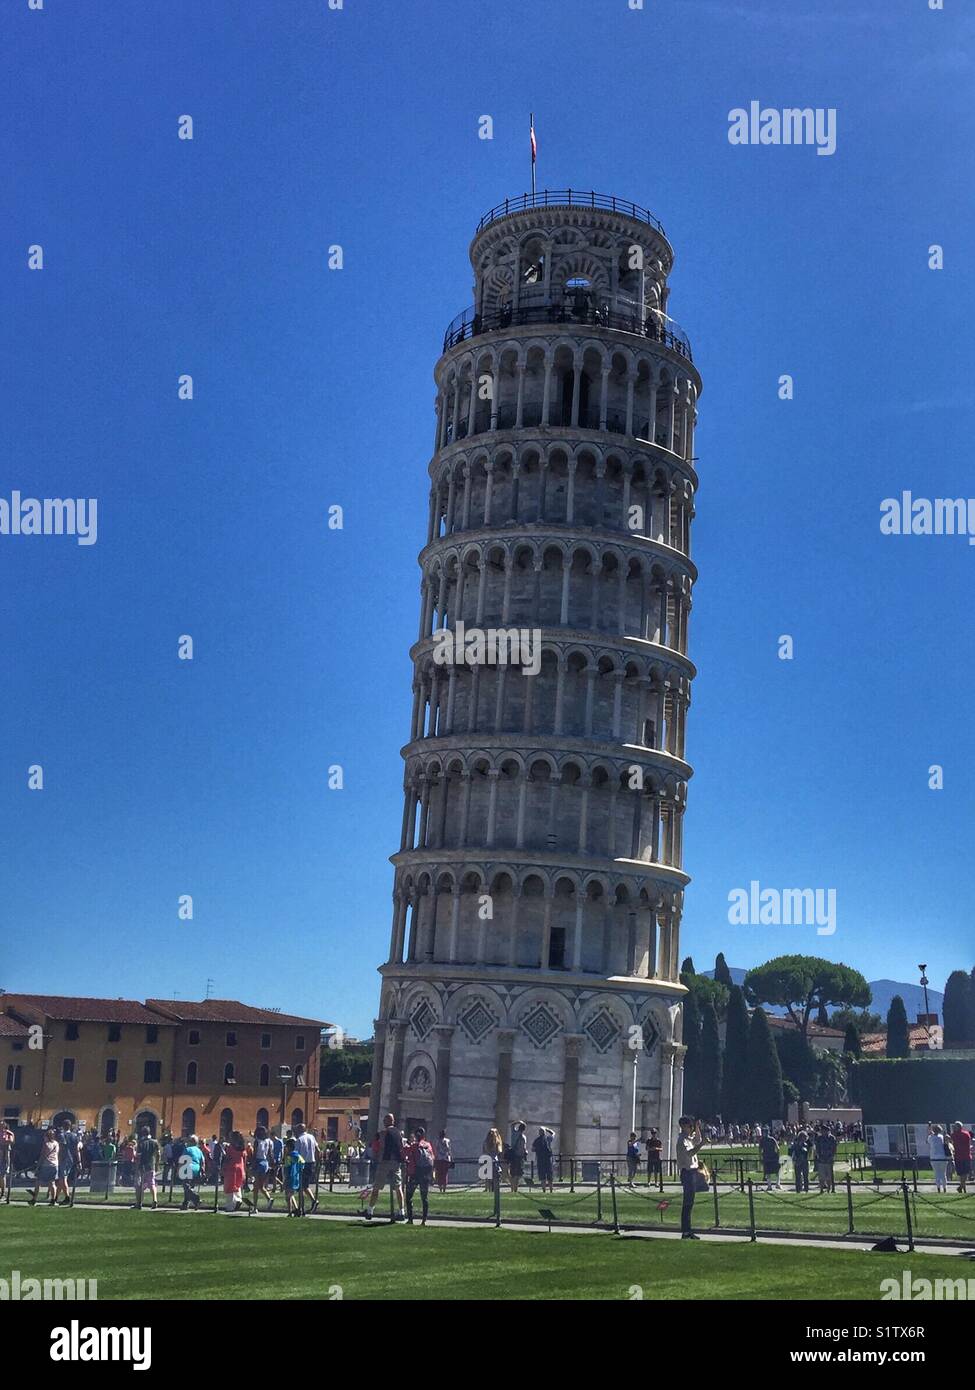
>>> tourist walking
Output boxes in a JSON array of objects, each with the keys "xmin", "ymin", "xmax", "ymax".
[
  {"xmin": 247, "ymin": 1126, "xmax": 275, "ymax": 1211},
  {"xmin": 759, "ymin": 1130, "xmax": 782, "ymax": 1191},
  {"xmin": 434, "ymin": 1130, "xmax": 452, "ymax": 1192},
  {"xmin": 364, "ymin": 1113, "xmax": 406, "ymax": 1221},
  {"xmin": 222, "ymin": 1130, "xmax": 247, "ymax": 1212},
  {"xmin": 676, "ymin": 1116, "xmax": 706, "ymax": 1239},
  {"xmin": 0, "ymin": 1120, "xmax": 14, "ymax": 1202},
  {"xmin": 626, "ymin": 1132, "xmax": 641, "ymax": 1183},
  {"xmin": 483, "ymin": 1127, "xmax": 503, "ymax": 1191},
  {"xmin": 927, "ymin": 1124, "xmax": 950, "ymax": 1193},
  {"xmin": 282, "ymin": 1137, "xmax": 304, "ymax": 1215},
  {"xmin": 950, "ymin": 1121, "xmax": 972, "ymax": 1194},
  {"xmin": 28, "ymin": 1129, "xmax": 60, "ymax": 1207},
  {"xmin": 179, "ymin": 1134, "xmax": 204, "ymax": 1209},
  {"xmin": 294, "ymin": 1123, "xmax": 319, "ymax": 1213},
  {"xmin": 135, "ymin": 1126, "xmax": 159, "ymax": 1210},
  {"xmin": 532, "ymin": 1126, "xmax": 555, "ymax": 1192},
  {"xmin": 405, "ymin": 1126, "xmax": 435, "ymax": 1225}
]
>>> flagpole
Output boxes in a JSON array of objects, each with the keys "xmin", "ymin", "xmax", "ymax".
[{"xmin": 530, "ymin": 112, "xmax": 536, "ymax": 198}]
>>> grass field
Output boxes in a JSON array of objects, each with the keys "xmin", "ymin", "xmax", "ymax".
[
  {"xmin": 1, "ymin": 1205, "xmax": 971, "ymax": 1301},
  {"xmin": 21, "ymin": 1179, "xmax": 975, "ymax": 1243}
]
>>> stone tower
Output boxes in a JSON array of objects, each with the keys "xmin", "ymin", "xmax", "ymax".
[{"xmin": 368, "ymin": 190, "xmax": 701, "ymax": 1163}]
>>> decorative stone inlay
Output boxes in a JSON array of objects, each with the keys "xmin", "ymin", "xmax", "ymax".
[
  {"xmin": 457, "ymin": 997, "xmax": 497, "ymax": 1045},
  {"xmin": 584, "ymin": 1008, "xmax": 621, "ymax": 1054},
  {"xmin": 520, "ymin": 1001, "xmax": 563, "ymax": 1049},
  {"xmin": 642, "ymin": 1016, "xmax": 660, "ymax": 1056},
  {"xmin": 409, "ymin": 1000, "xmax": 436, "ymax": 1040}
]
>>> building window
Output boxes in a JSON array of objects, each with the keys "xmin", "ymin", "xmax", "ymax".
[
  {"xmin": 260, "ymin": 1033, "xmax": 271, "ymax": 1050},
  {"xmin": 11, "ymin": 1042, "xmax": 24, "ymax": 1052},
  {"xmin": 295, "ymin": 1034, "xmax": 305, "ymax": 1051},
  {"xmin": 3, "ymin": 1106, "xmax": 21, "ymax": 1121},
  {"xmin": 65, "ymin": 1023, "xmax": 79, "ymax": 1041},
  {"xmin": 188, "ymin": 1030, "xmax": 200, "ymax": 1045},
  {"xmin": 259, "ymin": 1064, "xmax": 270, "ymax": 1087},
  {"xmin": 294, "ymin": 1065, "xmax": 304, "ymax": 1087},
  {"xmin": 186, "ymin": 1061, "xmax": 198, "ymax": 1085},
  {"xmin": 5, "ymin": 1066, "xmax": 22, "ymax": 1091},
  {"xmin": 144, "ymin": 1061, "xmax": 161, "ymax": 1084},
  {"xmin": 224, "ymin": 1062, "xmax": 235, "ymax": 1085},
  {"xmin": 105, "ymin": 1060, "xmax": 118, "ymax": 1084},
  {"xmin": 108, "ymin": 1025, "xmax": 121, "ymax": 1043},
  {"xmin": 62, "ymin": 1058, "xmax": 75, "ymax": 1083},
  {"xmin": 256, "ymin": 1107, "xmax": 269, "ymax": 1129},
  {"xmin": 146, "ymin": 1026, "xmax": 158, "ymax": 1044},
  {"xmin": 326, "ymin": 1116, "xmax": 338, "ymax": 1141},
  {"xmin": 548, "ymin": 927, "xmax": 566, "ymax": 970},
  {"xmin": 226, "ymin": 1031, "xmax": 237, "ymax": 1047}
]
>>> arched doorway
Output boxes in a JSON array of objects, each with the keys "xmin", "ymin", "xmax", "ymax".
[
  {"xmin": 291, "ymin": 1108, "xmax": 304, "ymax": 1129},
  {"xmin": 181, "ymin": 1108, "xmax": 196, "ymax": 1137},
  {"xmin": 219, "ymin": 1108, "xmax": 233, "ymax": 1140},
  {"xmin": 99, "ymin": 1107, "xmax": 116, "ymax": 1138},
  {"xmin": 51, "ymin": 1110, "xmax": 76, "ymax": 1131},
  {"xmin": 256, "ymin": 1108, "xmax": 269, "ymax": 1130},
  {"xmin": 134, "ymin": 1110, "xmax": 157, "ymax": 1137}
]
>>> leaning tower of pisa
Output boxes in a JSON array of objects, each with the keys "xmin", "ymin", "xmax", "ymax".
[{"xmin": 368, "ymin": 190, "xmax": 701, "ymax": 1163}]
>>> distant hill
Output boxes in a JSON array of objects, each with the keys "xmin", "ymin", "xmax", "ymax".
[{"xmin": 701, "ymin": 968, "xmax": 944, "ymax": 1021}]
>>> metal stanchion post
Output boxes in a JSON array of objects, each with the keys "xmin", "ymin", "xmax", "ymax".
[
  {"xmin": 610, "ymin": 1172, "xmax": 620, "ymax": 1234},
  {"xmin": 596, "ymin": 1168, "xmax": 602, "ymax": 1222},
  {"xmin": 902, "ymin": 1181, "xmax": 915, "ymax": 1251},
  {"xmin": 711, "ymin": 1165, "xmax": 720, "ymax": 1228},
  {"xmin": 846, "ymin": 1174, "xmax": 855, "ymax": 1234},
  {"xmin": 493, "ymin": 1163, "xmax": 501, "ymax": 1228},
  {"xmin": 747, "ymin": 1178, "xmax": 756, "ymax": 1242}
]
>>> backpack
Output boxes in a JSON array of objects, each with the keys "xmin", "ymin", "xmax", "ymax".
[{"xmin": 414, "ymin": 1142, "xmax": 434, "ymax": 1175}]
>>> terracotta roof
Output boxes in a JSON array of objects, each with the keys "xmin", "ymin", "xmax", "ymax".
[
  {"xmin": 145, "ymin": 999, "xmax": 328, "ymax": 1028},
  {"xmin": 2, "ymin": 995, "xmax": 176, "ymax": 1025},
  {"xmin": 0, "ymin": 1014, "xmax": 31, "ymax": 1038},
  {"xmin": 763, "ymin": 1014, "xmax": 846, "ymax": 1038},
  {"xmin": 859, "ymin": 1024, "xmax": 941, "ymax": 1055}
]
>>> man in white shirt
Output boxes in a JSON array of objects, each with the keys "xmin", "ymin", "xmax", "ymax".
[{"xmin": 294, "ymin": 1124, "xmax": 319, "ymax": 1212}]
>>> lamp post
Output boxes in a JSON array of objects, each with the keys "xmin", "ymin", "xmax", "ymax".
[
  {"xmin": 918, "ymin": 964, "xmax": 932, "ymax": 1046},
  {"xmin": 277, "ymin": 1065, "xmax": 292, "ymax": 1136}
]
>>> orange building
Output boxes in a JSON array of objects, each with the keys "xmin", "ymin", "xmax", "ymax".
[{"xmin": 0, "ymin": 994, "xmax": 327, "ymax": 1139}]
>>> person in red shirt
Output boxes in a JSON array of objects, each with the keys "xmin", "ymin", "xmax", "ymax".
[{"xmin": 950, "ymin": 1122, "xmax": 972, "ymax": 1194}]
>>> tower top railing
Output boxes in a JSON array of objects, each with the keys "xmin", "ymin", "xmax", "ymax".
[
  {"xmin": 476, "ymin": 190, "xmax": 667, "ymax": 237},
  {"xmin": 442, "ymin": 297, "xmax": 693, "ymax": 361}
]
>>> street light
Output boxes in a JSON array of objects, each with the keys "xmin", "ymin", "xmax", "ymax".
[{"xmin": 277, "ymin": 1065, "xmax": 292, "ymax": 1135}]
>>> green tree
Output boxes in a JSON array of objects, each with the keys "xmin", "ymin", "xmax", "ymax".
[
  {"xmin": 682, "ymin": 990, "xmax": 703, "ymax": 1116},
  {"xmin": 747, "ymin": 1007, "xmax": 783, "ymax": 1122},
  {"xmin": 843, "ymin": 1023, "xmax": 860, "ymax": 1057},
  {"xmin": 714, "ymin": 952, "xmax": 734, "ymax": 989},
  {"xmin": 685, "ymin": 972, "xmax": 730, "ymax": 1019},
  {"xmin": 776, "ymin": 1029, "xmax": 818, "ymax": 1104},
  {"xmin": 721, "ymin": 985, "xmax": 750, "ymax": 1123},
  {"xmin": 700, "ymin": 1002, "xmax": 723, "ymax": 1119},
  {"xmin": 886, "ymin": 995, "xmax": 911, "ymax": 1058},
  {"xmin": 680, "ymin": 956, "xmax": 696, "ymax": 980},
  {"xmin": 943, "ymin": 970, "xmax": 974, "ymax": 1047},
  {"xmin": 744, "ymin": 956, "xmax": 871, "ymax": 1042},
  {"xmin": 813, "ymin": 1050, "xmax": 847, "ymax": 1107},
  {"xmin": 830, "ymin": 1006, "xmax": 882, "ymax": 1034}
]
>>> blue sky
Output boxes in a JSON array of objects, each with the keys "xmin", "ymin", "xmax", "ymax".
[{"xmin": 2, "ymin": 0, "xmax": 972, "ymax": 1036}]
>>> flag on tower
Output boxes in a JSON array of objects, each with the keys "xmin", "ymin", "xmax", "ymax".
[{"xmin": 530, "ymin": 117, "xmax": 537, "ymax": 164}]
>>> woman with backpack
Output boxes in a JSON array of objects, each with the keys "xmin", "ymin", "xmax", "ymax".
[{"xmin": 405, "ymin": 1126, "xmax": 436, "ymax": 1225}]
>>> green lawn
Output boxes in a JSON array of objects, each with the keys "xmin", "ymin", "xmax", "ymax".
[{"xmin": 1, "ymin": 1205, "xmax": 970, "ymax": 1301}]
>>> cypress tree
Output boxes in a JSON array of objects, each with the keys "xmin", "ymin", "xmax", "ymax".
[
  {"xmin": 714, "ymin": 952, "xmax": 734, "ymax": 988},
  {"xmin": 886, "ymin": 995, "xmax": 911, "ymax": 1058},
  {"xmin": 747, "ymin": 1006, "xmax": 783, "ymax": 1123},
  {"xmin": 943, "ymin": 970, "xmax": 973, "ymax": 1046},
  {"xmin": 721, "ymin": 985, "xmax": 750, "ymax": 1122},
  {"xmin": 681, "ymin": 956, "xmax": 696, "ymax": 978},
  {"xmin": 700, "ymin": 1002, "xmax": 723, "ymax": 1119},
  {"xmin": 682, "ymin": 989, "xmax": 703, "ymax": 1116},
  {"xmin": 816, "ymin": 1002, "xmax": 830, "ymax": 1027},
  {"xmin": 843, "ymin": 1023, "xmax": 860, "ymax": 1057}
]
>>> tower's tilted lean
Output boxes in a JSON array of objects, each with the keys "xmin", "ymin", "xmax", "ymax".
[{"xmin": 369, "ymin": 191, "xmax": 701, "ymax": 1161}]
